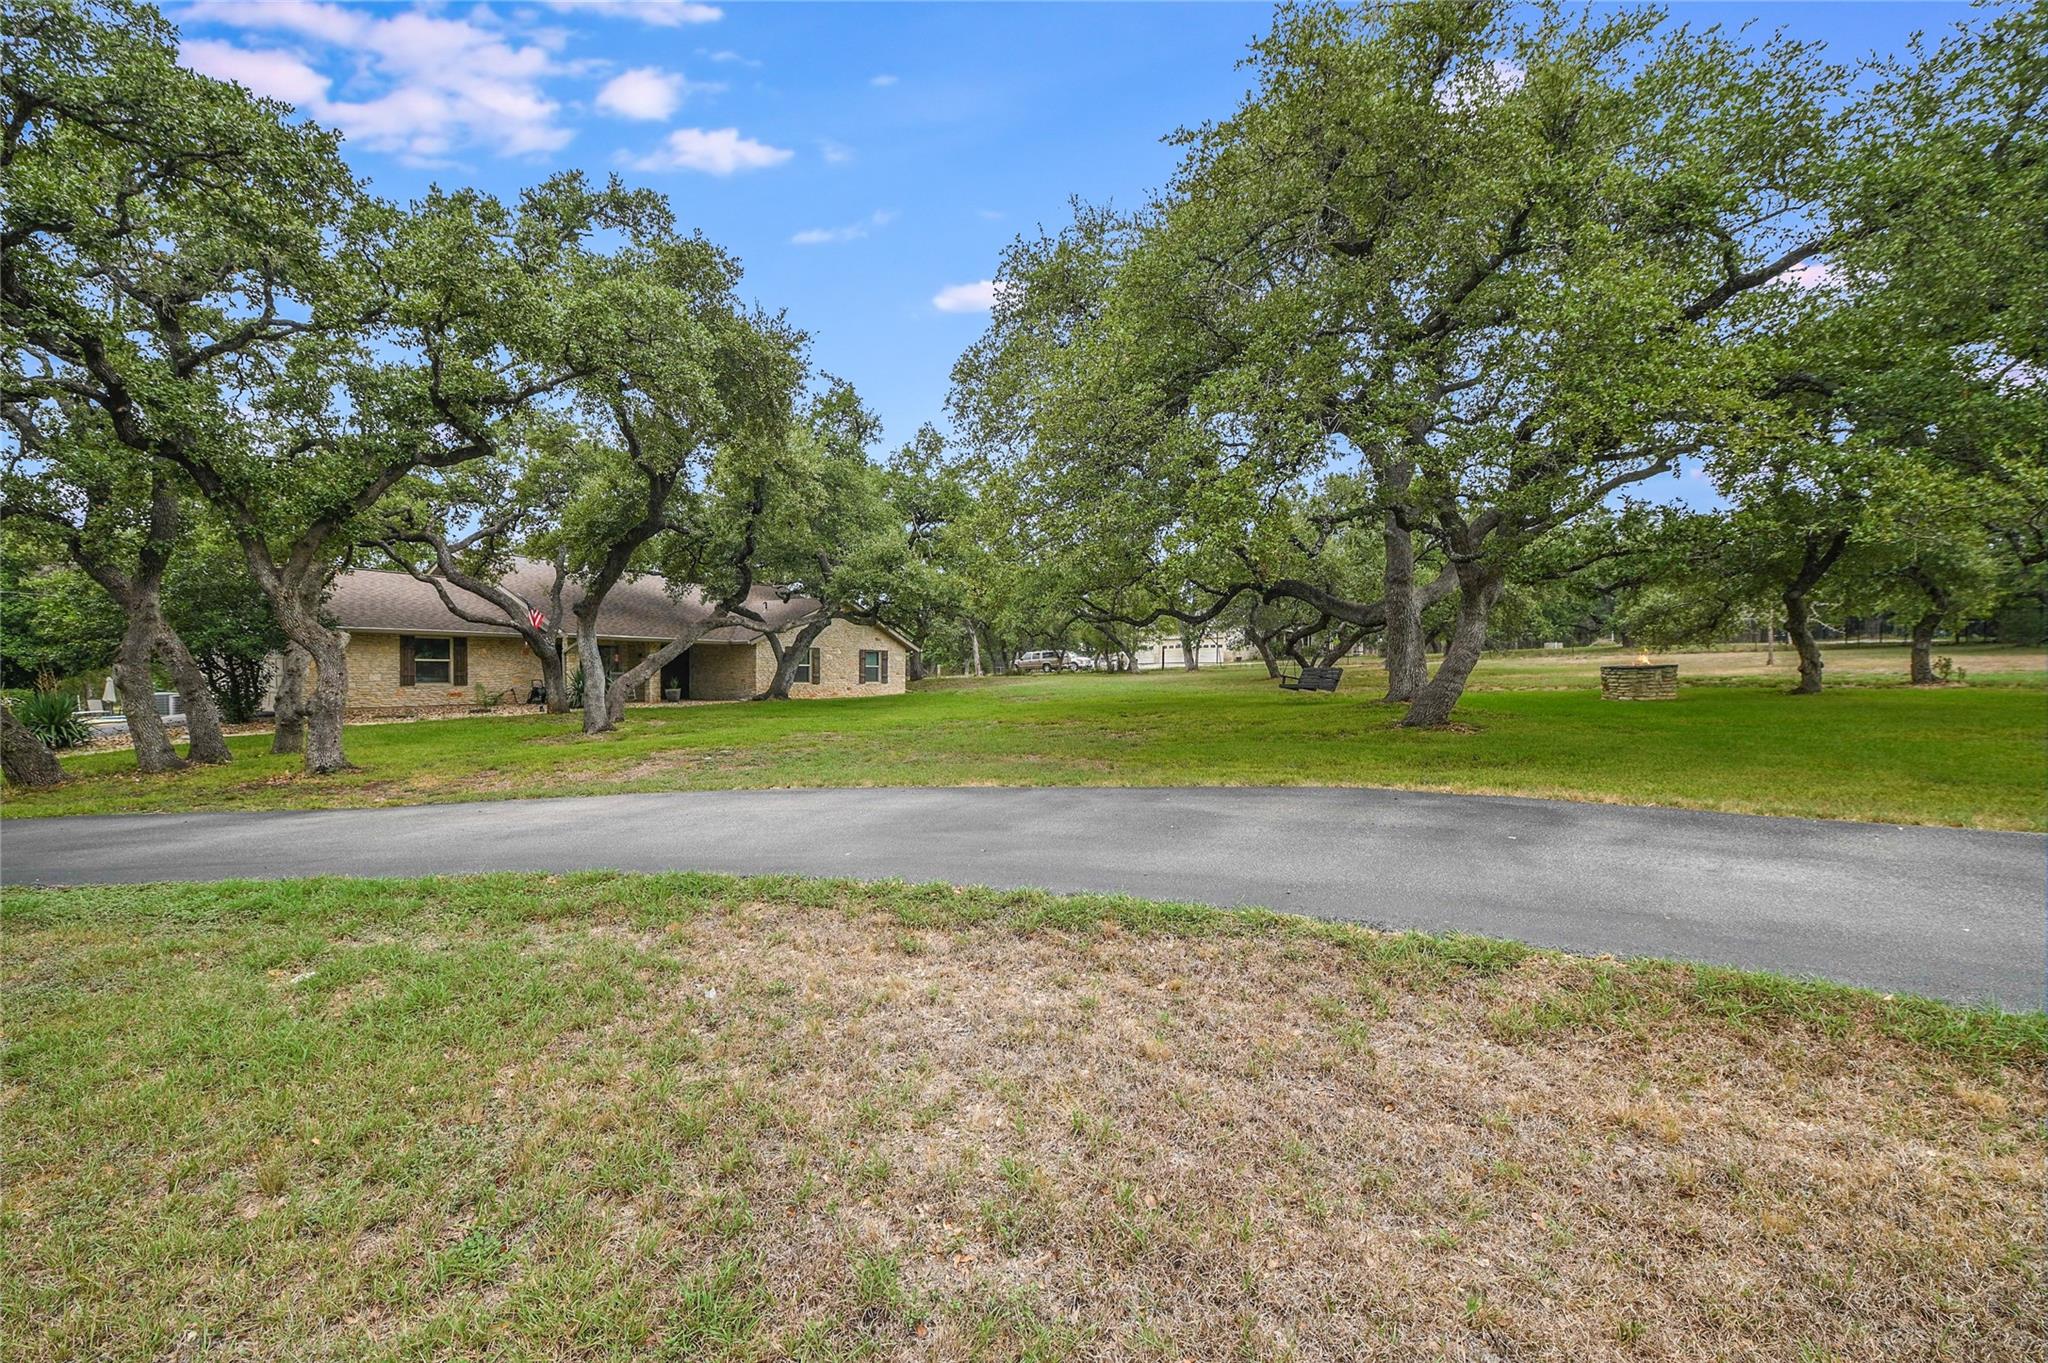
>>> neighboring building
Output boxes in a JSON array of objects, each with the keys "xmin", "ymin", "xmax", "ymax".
[
  {"xmin": 1132, "ymin": 630, "xmax": 1375, "ymax": 671},
  {"xmin": 1132, "ymin": 631, "xmax": 1256, "ymax": 670},
  {"xmin": 325, "ymin": 559, "xmax": 913, "ymax": 714}
]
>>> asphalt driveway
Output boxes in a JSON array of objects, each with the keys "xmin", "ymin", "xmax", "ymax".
[{"xmin": 4, "ymin": 786, "xmax": 2041, "ymax": 1007}]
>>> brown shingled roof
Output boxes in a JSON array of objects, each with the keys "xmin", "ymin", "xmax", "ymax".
[{"xmin": 326, "ymin": 558, "xmax": 886, "ymax": 645}]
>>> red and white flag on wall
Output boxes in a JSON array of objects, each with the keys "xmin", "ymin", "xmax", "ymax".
[{"xmin": 527, "ymin": 608, "xmax": 547, "ymax": 631}]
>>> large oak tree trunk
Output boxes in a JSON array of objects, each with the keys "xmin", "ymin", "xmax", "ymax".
[
  {"xmin": 1242, "ymin": 603, "xmax": 1283, "ymax": 678},
  {"xmin": 1784, "ymin": 591, "xmax": 1827, "ymax": 694},
  {"xmin": 271, "ymin": 644, "xmax": 308, "ymax": 755},
  {"xmin": 1381, "ymin": 506, "xmax": 1429, "ymax": 702},
  {"xmin": 757, "ymin": 616, "xmax": 832, "ymax": 700},
  {"xmin": 301, "ymin": 631, "xmax": 352, "ymax": 773},
  {"xmin": 1905, "ymin": 565, "xmax": 1950, "ymax": 685},
  {"xmin": 576, "ymin": 621, "xmax": 613, "ymax": 735},
  {"xmin": 1179, "ymin": 628, "xmax": 1201, "ymax": 671},
  {"xmin": 2, "ymin": 705, "xmax": 64, "ymax": 788},
  {"xmin": 153, "ymin": 624, "xmax": 232, "ymax": 764},
  {"xmin": 114, "ymin": 609, "xmax": 184, "ymax": 773},
  {"xmin": 70, "ymin": 487, "xmax": 206, "ymax": 774},
  {"xmin": 606, "ymin": 625, "xmax": 717, "ymax": 727},
  {"xmin": 268, "ymin": 585, "xmax": 354, "ymax": 772},
  {"xmin": 1399, "ymin": 569, "xmax": 1503, "ymax": 728},
  {"xmin": 1909, "ymin": 613, "xmax": 1942, "ymax": 685},
  {"xmin": 1783, "ymin": 530, "xmax": 1848, "ymax": 696},
  {"xmin": 537, "ymin": 644, "xmax": 570, "ymax": 712}
]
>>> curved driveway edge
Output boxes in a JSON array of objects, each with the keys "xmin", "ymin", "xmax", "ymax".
[{"xmin": 3, "ymin": 786, "xmax": 2042, "ymax": 1009}]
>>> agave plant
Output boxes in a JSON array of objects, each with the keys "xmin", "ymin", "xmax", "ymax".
[{"xmin": 12, "ymin": 691, "xmax": 91, "ymax": 750}]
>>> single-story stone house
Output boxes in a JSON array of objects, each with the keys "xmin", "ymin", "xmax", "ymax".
[{"xmin": 327, "ymin": 559, "xmax": 913, "ymax": 714}]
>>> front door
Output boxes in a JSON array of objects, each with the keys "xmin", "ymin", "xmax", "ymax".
[
  {"xmin": 660, "ymin": 650, "xmax": 690, "ymax": 702},
  {"xmin": 599, "ymin": 643, "xmax": 648, "ymax": 703}
]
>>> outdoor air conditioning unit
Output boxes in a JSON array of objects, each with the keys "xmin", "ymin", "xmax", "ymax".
[{"xmin": 152, "ymin": 690, "xmax": 185, "ymax": 719}]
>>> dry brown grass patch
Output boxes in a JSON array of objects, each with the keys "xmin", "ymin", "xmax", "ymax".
[{"xmin": 5, "ymin": 878, "xmax": 2042, "ymax": 1362}]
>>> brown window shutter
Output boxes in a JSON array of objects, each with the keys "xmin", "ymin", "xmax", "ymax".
[
  {"xmin": 881, "ymin": 650, "xmax": 889, "ymax": 683},
  {"xmin": 452, "ymin": 637, "xmax": 468, "ymax": 686},
  {"xmin": 399, "ymin": 635, "xmax": 416, "ymax": 687},
  {"xmin": 809, "ymin": 647, "xmax": 821, "ymax": 683}
]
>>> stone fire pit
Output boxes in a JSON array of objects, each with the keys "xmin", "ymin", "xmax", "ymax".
[{"xmin": 1600, "ymin": 663, "xmax": 1678, "ymax": 701}]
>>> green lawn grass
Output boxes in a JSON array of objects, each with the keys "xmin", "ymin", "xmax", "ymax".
[
  {"xmin": 5, "ymin": 873, "xmax": 2042, "ymax": 1361},
  {"xmin": 6, "ymin": 645, "xmax": 2043, "ymax": 829}
]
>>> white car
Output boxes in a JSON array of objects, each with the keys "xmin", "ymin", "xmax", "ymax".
[{"xmin": 1013, "ymin": 649, "xmax": 1092, "ymax": 673}]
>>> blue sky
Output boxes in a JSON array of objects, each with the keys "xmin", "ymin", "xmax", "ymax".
[{"xmin": 174, "ymin": 0, "xmax": 1974, "ymax": 472}]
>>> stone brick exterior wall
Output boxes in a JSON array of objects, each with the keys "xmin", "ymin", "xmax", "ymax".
[
  {"xmin": 684, "ymin": 621, "xmax": 910, "ymax": 700},
  {"xmin": 343, "ymin": 632, "xmax": 540, "ymax": 712},
  {"xmin": 342, "ymin": 620, "xmax": 911, "ymax": 711},
  {"xmin": 1599, "ymin": 664, "xmax": 1679, "ymax": 701},
  {"xmin": 772, "ymin": 619, "xmax": 910, "ymax": 699},
  {"xmin": 686, "ymin": 643, "xmax": 759, "ymax": 700}
]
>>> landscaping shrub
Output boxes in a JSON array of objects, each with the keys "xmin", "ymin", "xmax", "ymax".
[{"xmin": 12, "ymin": 691, "xmax": 90, "ymax": 750}]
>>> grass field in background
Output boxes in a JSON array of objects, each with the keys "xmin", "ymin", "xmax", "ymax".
[
  {"xmin": 5, "ymin": 871, "xmax": 2041, "ymax": 1361},
  {"xmin": 4, "ymin": 643, "xmax": 2042, "ymax": 828}
]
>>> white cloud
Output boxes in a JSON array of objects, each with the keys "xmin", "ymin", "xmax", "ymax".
[
  {"xmin": 790, "ymin": 209, "xmax": 896, "ymax": 246},
  {"xmin": 701, "ymin": 48, "xmax": 759, "ymax": 66},
  {"xmin": 180, "ymin": 39, "xmax": 331, "ymax": 108},
  {"xmin": 818, "ymin": 139, "xmax": 855, "ymax": 165},
  {"xmin": 597, "ymin": 66, "xmax": 687, "ymax": 120},
  {"xmin": 185, "ymin": 0, "xmax": 370, "ymax": 46},
  {"xmin": 180, "ymin": 2, "xmax": 574, "ymax": 161},
  {"xmin": 933, "ymin": 280, "xmax": 1001, "ymax": 313},
  {"xmin": 976, "ymin": 208, "xmax": 1004, "ymax": 221},
  {"xmin": 630, "ymin": 126, "xmax": 792, "ymax": 174},
  {"xmin": 546, "ymin": 1, "xmax": 723, "ymax": 25},
  {"xmin": 869, "ymin": 73, "xmax": 898, "ymax": 87}
]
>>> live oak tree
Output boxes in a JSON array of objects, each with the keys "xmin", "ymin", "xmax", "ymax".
[
  {"xmin": 165, "ymin": 174, "xmax": 678, "ymax": 772},
  {"xmin": 0, "ymin": 512, "xmax": 283, "ymax": 720},
  {"xmin": 956, "ymin": 0, "xmax": 1938, "ymax": 725},
  {"xmin": 1, "ymin": 0, "xmax": 347, "ymax": 768},
  {"xmin": 7, "ymin": 2, "xmax": 724, "ymax": 772},
  {"xmin": 538, "ymin": 224, "xmax": 806, "ymax": 734},
  {"xmin": 1777, "ymin": 0, "xmax": 2047, "ymax": 681},
  {"xmin": 0, "ymin": 433, "xmax": 233, "ymax": 769},
  {"xmin": 744, "ymin": 382, "xmax": 933, "ymax": 699},
  {"xmin": 1689, "ymin": 0, "xmax": 2048, "ymax": 690},
  {"xmin": 370, "ymin": 434, "xmax": 583, "ymax": 714}
]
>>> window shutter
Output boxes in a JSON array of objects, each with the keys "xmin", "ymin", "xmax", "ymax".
[
  {"xmin": 399, "ymin": 635, "xmax": 416, "ymax": 687},
  {"xmin": 880, "ymin": 650, "xmax": 889, "ymax": 683},
  {"xmin": 809, "ymin": 647, "xmax": 821, "ymax": 683},
  {"xmin": 452, "ymin": 637, "xmax": 469, "ymax": 686}
]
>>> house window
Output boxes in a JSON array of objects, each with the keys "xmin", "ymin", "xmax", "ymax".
[
  {"xmin": 412, "ymin": 636, "xmax": 452, "ymax": 685},
  {"xmin": 794, "ymin": 647, "xmax": 821, "ymax": 684},
  {"xmin": 859, "ymin": 649, "xmax": 888, "ymax": 684}
]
